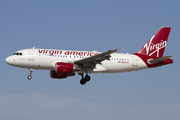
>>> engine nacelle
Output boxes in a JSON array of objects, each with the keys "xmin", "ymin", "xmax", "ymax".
[
  {"xmin": 55, "ymin": 62, "xmax": 74, "ymax": 74},
  {"xmin": 50, "ymin": 70, "xmax": 67, "ymax": 79}
]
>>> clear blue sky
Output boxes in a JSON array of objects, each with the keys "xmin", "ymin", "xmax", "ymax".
[{"xmin": 0, "ymin": 0, "xmax": 179, "ymax": 120}]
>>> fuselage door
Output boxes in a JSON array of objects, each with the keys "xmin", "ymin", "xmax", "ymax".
[
  {"xmin": 132, "ymin": 56, "xmax": 138, "ymax": 66},
  {"xmin": 28, "ymin": 49, "xmax": 34, "ymax": 61}
]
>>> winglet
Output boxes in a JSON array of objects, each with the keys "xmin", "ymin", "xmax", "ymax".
[{"xmin": 117, "ymin": 47, "xmax": 120, "ymax": 53}]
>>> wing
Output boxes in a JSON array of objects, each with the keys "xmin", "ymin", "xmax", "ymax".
[{"xmin": 74, "ymin": 49, "xmax": 117, "ymax": 71}]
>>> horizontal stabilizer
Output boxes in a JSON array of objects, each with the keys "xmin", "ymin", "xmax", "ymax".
[{"xmin": 148, "ymin": 56, "xmax": 173, "ymax": 64}]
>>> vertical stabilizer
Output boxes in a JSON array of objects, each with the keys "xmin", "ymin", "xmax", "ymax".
[{"xmin": 137, "ymin": 27, "xmax": 171, "ymax": 59}]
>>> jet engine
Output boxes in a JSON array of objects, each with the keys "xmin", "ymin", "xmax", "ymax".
[
  {"xmin": 55, "ymin": 62, "xmax": 74, "ymax": 73},
  {"xmin": 50, "ymin": 62, "xmax": 75, "ymax": 79}
]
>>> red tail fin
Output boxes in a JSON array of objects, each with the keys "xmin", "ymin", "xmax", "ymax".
[{"xmin": 137, "ymin": 27, "xmax": 171, "ymax": 59}]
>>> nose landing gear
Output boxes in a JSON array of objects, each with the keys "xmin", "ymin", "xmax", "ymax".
[
  {"xmin": 27, "ymin": 69, "xmax": 33, "ymax": 80},
  {"xmin": 27, "ymin": 75, "xmax": 32, "ymax": 80}
]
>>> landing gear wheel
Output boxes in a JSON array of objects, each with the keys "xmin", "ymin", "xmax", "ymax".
[
  {"xmin": 27, "ymin": 75, "xmax": 32, "ymax": 80},
  {"xmin": 27, "ymin": 69, "xmax": 33, "ymax": 80},
  {"xmin": 80, "ymin": 79, "xmax": 86, "ymax": 85},
  {"xmin": 78, "ymin": 73, "xmax": 91, "ymax": 85},
  {"xmin": 85, "ymin": 75, "xmax": 90, "ymax": 82}
]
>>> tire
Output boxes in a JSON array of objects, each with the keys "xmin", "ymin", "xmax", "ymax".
[
  {"xmin": 85, "ymin": 75, "xmax": 90, "ymax": 82},
  {"xmin": 80, "ymin": 79, "xmax": 86, "ymax": 85},
  {"xmin": 27, "ymin": 75, "xmax": 32, "ymax": 80}
]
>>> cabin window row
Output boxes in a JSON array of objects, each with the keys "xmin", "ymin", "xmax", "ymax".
[
  {"xmin": 111, "ymin": 58, "xmax": 129, "ymax": 61},
  {"xmin": 37, "ymin": 54, "xmax": 129, "ymax": 61},
  {"xmin": 38, "ymin": 54, "xmax": 87, "ymax": 59}
]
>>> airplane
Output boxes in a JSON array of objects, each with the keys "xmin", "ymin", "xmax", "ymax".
[{"xmin": 5, "ymin": 27, "xmax": 173, "ymax": 85}]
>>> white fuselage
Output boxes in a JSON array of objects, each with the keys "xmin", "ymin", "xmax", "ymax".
[
  {"xmin": 6, "ymin": 48, "xmax": 148, "ymax": 73},
  {"xmin": 5, "ymin": 27, "xmax": 173, "ymax": 85}
]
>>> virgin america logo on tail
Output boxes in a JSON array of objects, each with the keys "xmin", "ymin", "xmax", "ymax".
[{"xmin": 144, "ymin": 35, "xmax": 167, "ymax": 57}]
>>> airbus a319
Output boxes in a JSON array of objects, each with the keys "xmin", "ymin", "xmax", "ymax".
[{"xmin": 5, "ymin": 27, "xmax": 173, "ymax": 85}]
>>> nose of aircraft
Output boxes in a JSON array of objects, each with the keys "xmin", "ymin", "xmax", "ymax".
[{"xmin": 5, "ymin": 56, "xmax": 12, "ymax": 65}]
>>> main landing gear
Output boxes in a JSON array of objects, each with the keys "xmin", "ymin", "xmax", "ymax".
[
  {"xmin": 27, "ymin": 69, "xmax": 33, "ymax": 80},
  {"xmin": 79, "ymin": 73, "xmax": 91, "ymax": 85}
]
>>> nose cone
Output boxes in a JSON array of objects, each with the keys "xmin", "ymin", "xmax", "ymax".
[{"xmin": 5, "ymin": 56, "xmax": 13, "ymax": 65}]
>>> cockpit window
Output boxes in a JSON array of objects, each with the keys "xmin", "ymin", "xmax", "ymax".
[{"xmin": 13, "ymin": 52, "xmax": 22, "ymax": 56}]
